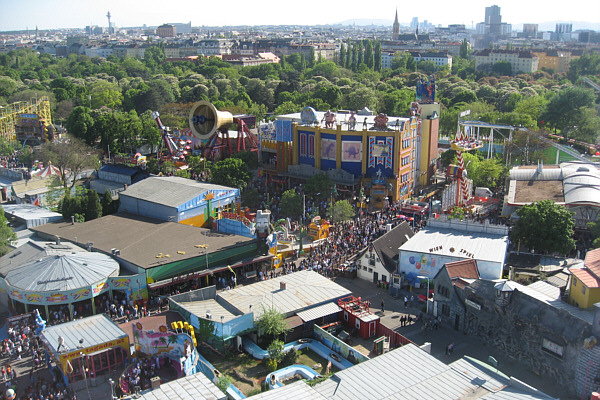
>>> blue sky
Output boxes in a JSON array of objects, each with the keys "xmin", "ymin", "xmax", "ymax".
[{"xmin": 0, "ymin": 0, "xmax": 598, "ymax": 31}]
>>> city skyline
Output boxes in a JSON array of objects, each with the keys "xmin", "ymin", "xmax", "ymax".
[{"xmin": 0, "ymin": 0, "xmax": 599, "ymax": 32}]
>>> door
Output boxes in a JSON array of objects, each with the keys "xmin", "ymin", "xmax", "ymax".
[
  {"xmin": 454, "ymin": 314, "xmax": 460, "ymax": 330},
  {"xmin": 373, "ymin": 272, "xmax": 378, "ymax": 283},
  {"xmin": 369, "ymin": 322, "xmax": 376, "ymax": 337}
]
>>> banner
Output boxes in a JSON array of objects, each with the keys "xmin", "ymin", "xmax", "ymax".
[{"xmin": 313, "ymin": 325, "xmax": 369, "ymax": 364}]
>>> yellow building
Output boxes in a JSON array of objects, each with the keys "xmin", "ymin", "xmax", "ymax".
[
  {"xmin": 569, "ymin": 248, "xmax": 600, "ymax": 309},
  {"xmin": 532, "ymin": 50, "xmax": 576, "ymax": 74},
  {"xmin": 265, "ymin": 109, "xmax": 419, "ymax": 205},
  {"xmin": 417, "ymin": 103, "xmax": 441, "ymax": 187}
]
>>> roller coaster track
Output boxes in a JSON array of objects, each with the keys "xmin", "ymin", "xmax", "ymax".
[
  {"xmin": 582, "ymin": 76, "xmax": 600, "ymax": 92},
  {"xmin": 0, "ymin": 97, "xmax": 52, "ymax": 139}
]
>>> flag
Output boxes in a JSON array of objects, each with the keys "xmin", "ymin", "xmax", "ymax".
[{"xmin": 31, "ymin": 195, "xmax": 39, "ymax": 206}]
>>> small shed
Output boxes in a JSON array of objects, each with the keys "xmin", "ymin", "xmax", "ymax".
[{"xmin": 337, "ymin": 296, "xmax": 379, "ymax": 339}]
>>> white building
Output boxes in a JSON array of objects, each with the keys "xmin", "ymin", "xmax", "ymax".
[{"xmin": 474, "ymin": 49, "xmax": 539, "ymax": 73}]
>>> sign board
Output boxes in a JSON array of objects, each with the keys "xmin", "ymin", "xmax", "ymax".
[
  {"xmin": 465, "ymin": 299, "xmax": 481, "ymax": 310},
  {"xmin": 459, "ymin": 110, "xmax": 471, "ymax": 118}
]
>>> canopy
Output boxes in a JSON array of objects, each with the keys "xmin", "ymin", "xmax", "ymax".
[
  {"xmin": 32, "ymin": 164, "xmax": 61, "ymax": 178},
  {"xmin": 5, "ymin": 252, "xmax": 119, "ymax": 293}
]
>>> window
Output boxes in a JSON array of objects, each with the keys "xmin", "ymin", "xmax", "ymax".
[
  {"xmin": 355, "ymin": 319, "xmax": 361, "ymax": 329},
  {"xmin": 573, "ymin": 279, "xmax": 577, "ymax": 286},
  {"xmin": 368, "ymin": 268, "xmax": 373, "ymax": 273},
  {"xmin": 344, "ymin": 311, "xmax": 349, "ymax": 321},
  {"xmin": 382, "ymin": 275, "xmax": 387, "ymax": 282},
  {"xmin": 541, "ymin": 338, "xmax": 564, "ymax": 358},
  {"xmin": 582, "ymin": 286, "xmax": 586, "ymax": 295},
  {"xmin": 369, "ymin": 258, "xmax": 376, "ymax": 266}
]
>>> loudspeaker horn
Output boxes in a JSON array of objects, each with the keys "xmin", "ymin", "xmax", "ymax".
[{"xmin": 188, "ymin": 101, "xmax": 234, "ymax": 140}]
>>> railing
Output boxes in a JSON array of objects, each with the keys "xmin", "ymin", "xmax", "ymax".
[
  {"xmin": 221, "ymin": 212, "xmax": 252, "ymax": 228},
  {"xmin": 376, "ymin": 323, "xmax": 413, "ymax": 347}
]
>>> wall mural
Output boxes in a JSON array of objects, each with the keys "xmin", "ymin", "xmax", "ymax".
[
  {"xmin": 341, "ymin": 141, "xmax": 362, "ymax": 162},
  {"xmin": 321, "ymin": 139, "xmax": 337, "ymax": 160}
]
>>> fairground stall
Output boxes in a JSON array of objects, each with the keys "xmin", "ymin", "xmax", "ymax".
[{"xmin": 40, "ymin": 314, "xmax": 130, "ymax": 386}]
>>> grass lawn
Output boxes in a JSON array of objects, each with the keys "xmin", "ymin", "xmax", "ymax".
[{"xmin": 201, "ymin": 348, "xmax": 338, "ymax": 396}]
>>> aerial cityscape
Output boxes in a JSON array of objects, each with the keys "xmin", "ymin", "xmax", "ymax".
[{"xmin": 0, "ymin": 3, "xmax": 599, "ymax": 400}]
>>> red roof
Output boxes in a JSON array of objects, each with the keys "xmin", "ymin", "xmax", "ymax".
[
  {"xmin": 572, "ymin": 268, "xmax": 600, "ymax": 289},
  {"xmin": 584, "ymin": 248, "xmax": 600, "ymax": 278},
  {"xmin": 445, "ymin": 259, "xmax": 480, "ymax": 280}
]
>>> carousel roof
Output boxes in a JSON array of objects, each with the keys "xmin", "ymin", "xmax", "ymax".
[{"xmin": 5, "ymin": 252, "xmax": 119, "ymax": 292}]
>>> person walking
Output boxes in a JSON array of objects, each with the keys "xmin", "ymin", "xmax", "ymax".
[
  {"xmin": 381, "ymin": 299, "xmax": 385, "ymax": 313},
  {"xmin": 404, "ymin": 296, "xmax": 408, "ymax": 308}
]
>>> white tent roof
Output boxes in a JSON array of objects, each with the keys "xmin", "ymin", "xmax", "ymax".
[
  {"xmin": 5, "ymin": 252, "xmax": 119, "ymax": 292},
  {"xmin": 32, "ymin": 164, "xmax": 61, "ymax": 178}
]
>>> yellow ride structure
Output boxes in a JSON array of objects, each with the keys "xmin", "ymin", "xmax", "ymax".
[{"xmin": 0, "ymin": 97, "xmax": 53, "ymax": 142}]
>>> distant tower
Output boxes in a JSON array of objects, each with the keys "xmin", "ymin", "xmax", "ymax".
[
  {"xmin": 35, "ymin": 26, "xmax": 38, "ymax": 38},
  {"xmin": 392, "ymin": 8, "xmax": 400, "ymax": 40},
  {"xmin": 106, "ymin": 11, "xmax": 112, "ymax": 33}
]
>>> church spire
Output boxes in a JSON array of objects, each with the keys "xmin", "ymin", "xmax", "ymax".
[{"xmin": 392, "ymin": 8, "xmax": 400, "ymax": 40}]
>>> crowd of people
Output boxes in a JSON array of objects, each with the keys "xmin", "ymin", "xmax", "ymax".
[{"xmin": 119, "ymin": 357, "xmax": 172, "ymax": 395}]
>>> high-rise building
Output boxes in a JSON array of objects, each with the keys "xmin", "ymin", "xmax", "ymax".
[
  {"xmin": 555, "ymin": 23, "xmax": 573, "ymax": 33},
  {"xmin": 410, "ymin": 17, "xmax": 419, "ymax": 30},
  {"xmin": 485, "ymin": 5, "xmax": 502, "ymax": 34}
]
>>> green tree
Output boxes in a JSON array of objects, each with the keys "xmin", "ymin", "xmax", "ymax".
[
  {"xmin": 304, "ymin": 173, "xmax": 332, "ymax": 200},
  {"xmin": 448, "ymin": 206, "xmax": 465, "ymax": 220},
  {"xmin": 209, "ymin": 158, "xmax": 250, "ymax": 190},
  {"xmin": 65, "ymin": 106, "xmax": 95, "ymax": 145},
  {"xmin": 216, "ymin": 375, "xmax": 232, "ymax": 394},
  {"xmin": 267, "ymin": 339, "xmax": 285, "ymax": 364},
  {"xmin": 85, "ymin": 190, "xmax": 102, "ymax": 221},
  {"xmin": 279, "ymin": 189, "xmax": 303, "ymax": 219},
  {"xmin": 540, "ymin": 86, "xmax": 595, "ymax": 141},
  {"xmin": 492, "ymin": 61, "xmax": 512, "ymax": 76},
  {"xmin": 511, "ymin": 200, "xmax": 575, "ymax": 255},
  {"xmin": 36, "ymin": 138, "xmax": 100, "ymax": 190},
  {"xmin": 231, "ymin": 150, "xmax": 258, "ymax": 170},
  {"xmin": 587, "ymin": 221, "xmax": 600, "ymax": 249},
  {"xmin": 328, "ymin": 199, "xmax": 355, "ymax": 223},
  {"xmin": 241, "ymin": 187, "xmax": 260, "ymax": 208},
  {"xmin": 364, "ymin": 39, "xmax": 374, "ymax": 69},
  {"xmin": 0, "ymin": 205, "xmax": 17, "ymax": 256},
  {"xmin": 256, "ymin": 307, "xmax": 289, "ymax": 342},
  {"xmin": 459, "ymin": 38, "xmax": 470, "ymax": 59},
  {"xmin": 101, "ymin": 189, "xmax": 119, "ymax": 215},
  {"xmin": 374, "ymin": 41, "xmax": 382, "ymax": 71},
  {"xmin": 338, "ymin": 43, "xmax": 346, "ymax": 68}
]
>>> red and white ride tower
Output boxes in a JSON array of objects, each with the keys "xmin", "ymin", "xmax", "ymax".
[{"xmin": 450, "ymin": 126, "xmax": 483, "ymax": 206}]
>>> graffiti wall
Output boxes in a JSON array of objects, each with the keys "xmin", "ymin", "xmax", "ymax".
[{"xmin": 313, "ymin": 325, "xmax": 369, "ymax": 365}]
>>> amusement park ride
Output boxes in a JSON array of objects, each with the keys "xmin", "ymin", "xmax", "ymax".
[
  {"xmin": 448, "ymin": 113, "xmax": 484, "ymax": 207},
  {"xmin": 153, "ymin": 100, "xmax": 259, "ymax": 165},
  {"xmin": 0, "ymin": 97, "xmax": 54, "ymax": 145}
]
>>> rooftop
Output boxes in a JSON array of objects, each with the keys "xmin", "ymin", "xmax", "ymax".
[
  {"xmin": 445, "ymin": 259, "xmax": 480, "ymax": 280},
  {"xmin": 0, "ymin": 241, "xmax": 86, "ymax": 278},
  {"xmin": 399, "ymin": 225, "xmax": 509, "ymax": 265},
  {"xmin": 31, "ymin": 213, "xmax": 255, "ymax": 270},
  {"xmin": 137, "ymin": 372, "xmax": 225, "ymax": 400},
  {"xmin": 120, "ymin": 176, "xmax": 235, "ymax": 208},
  {"xmin": 584, "ymin": 248, "xmax": 600, "ymax": 276},
  {"xmin": 5, "ymin": 251, "xmax": 119, "ymax": 292},
  {"xmin": 217, "ymin": 270, "xmax": 351, "ymax": 320},
  {"xmin": 3, "ymin": 204, "xmax": 64, "ymax": 228},
  {"xmin": 511, "ymin": 180, "xmax": 565, "ymax": 204},
  {"xmin": 571, "ymin": 268, "xmax": 600, "ymax": 289},
  {"xmin": 40, "ymin": 314, "xmax": 128, "ymax": 357},
  {"xmin": 372, "ymin": 221, "xmax": 414, "ymax": 273}
]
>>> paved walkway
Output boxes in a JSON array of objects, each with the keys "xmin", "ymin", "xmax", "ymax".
[{"xmin": 333, "ymin": 276, "xmax": 574, "ymax": 400}]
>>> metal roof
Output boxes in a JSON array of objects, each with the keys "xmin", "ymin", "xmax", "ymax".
[
  {"xmin": 296, "ymin": 302, "xmax": 341, "ymax": 322},
  {"xmin": 138, "ymin": 372, "xmax": 225, "ymax": 400},
  {"xmin": 480, "ymin": 387, "xmax": 557, "ymax": 400},
  {"xmin": 245, "ymin": 381, "xmax": 328, "ymax": 400},
  {"xmin": 40, "ymin": 314, "xmax": 127, "ymax": 357},
  {"xmin": 561, "ymin": 162, "xmax": 600, "ymax": 207},
  {"xmin": 399, "ymin": 227, "xmax": 508, "ymax": 264},
  {"xmin": 5, "ymin": 251, "xmax": 119, "ymax": 292},
  {"xmin": 3, "ymin": 204, "xmax": 63, "ymax": 228},
  {"xmin": 217, "ymin": 270, "xmax": 351, "ymax": 320},
  {"xmin": 0, "ymin": 241, "xmax": 85, "ymax": 278},
  {"xmin": 120, "ymin": 176, "xmax": 234, "ymax": 208},
  {"xmin": 175, "ymin": 299, "xmax": 240, "ymax": 323},
  {"xmin": 313, "ymin": 344, "xmax": 556, "ymax": 400}
]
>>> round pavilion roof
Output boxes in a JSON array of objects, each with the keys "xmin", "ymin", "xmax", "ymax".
[{"xmin": 5, "ymin": 252, "xmax": 119, "ymax": 292}]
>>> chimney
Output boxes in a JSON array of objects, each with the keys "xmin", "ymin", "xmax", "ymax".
[
  {"xmin": 124, "ymin": 184, "xmax": 127, "ymax": 190},
  {"xmin": 55, "ymin": 236, "xmax": 60, "ymax": 245},
  {"xmin": 280, "ymin": 282, "xmax": 287, "ymax": 290},
  {"xmin": 71, "ymin": 215, "xmax": 75, "ymax": 225}
]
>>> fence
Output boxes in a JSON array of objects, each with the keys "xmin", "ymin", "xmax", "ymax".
[{"xmin": 375, "ymin": 323, "xmax": 413, "ymax": 348}]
